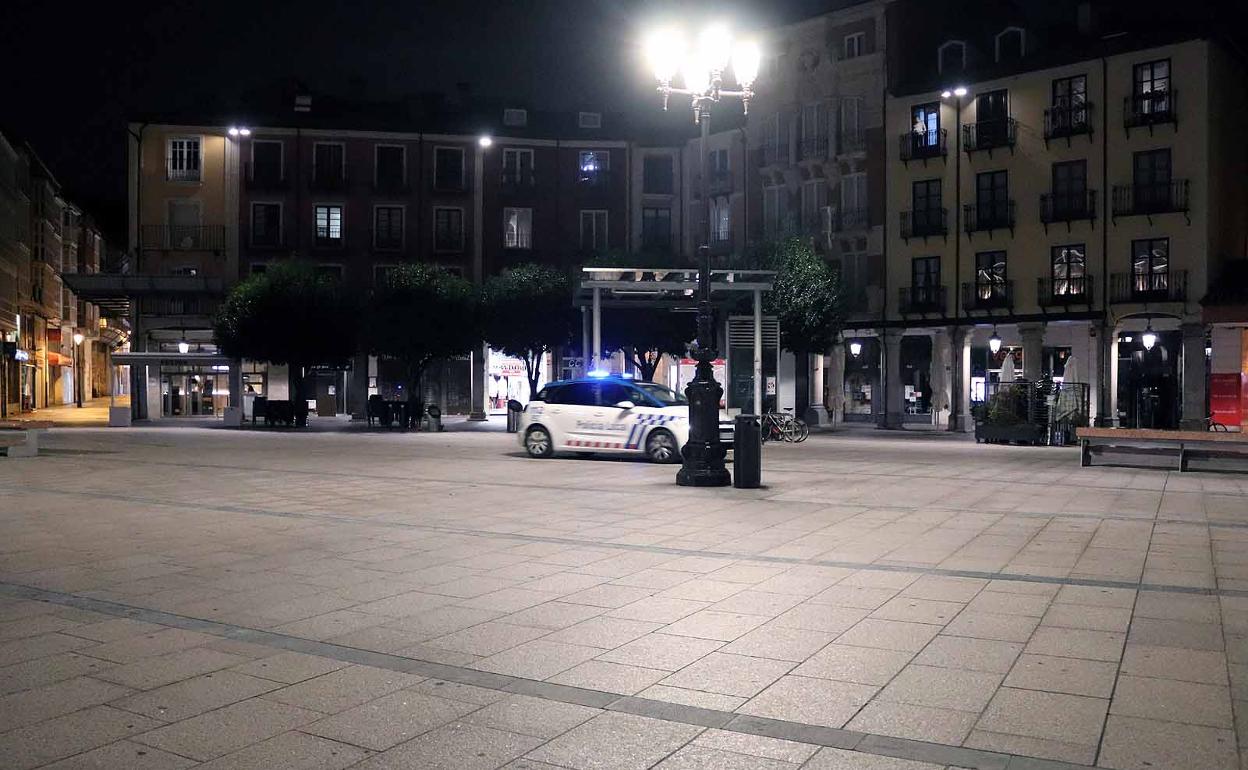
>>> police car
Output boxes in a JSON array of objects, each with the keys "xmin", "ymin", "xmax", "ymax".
[{"xmin": 518, "ymin": 376, "xmax": 729, "ymax": 463}]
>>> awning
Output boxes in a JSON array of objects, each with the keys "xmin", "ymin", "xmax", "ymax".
[
  {"xmin": 111, "ymin": 352, "xmax": 233, "ymax": 366},
  {"xmin": 46, "ymin": 352, "xmax": 73, "ymax": 367}
]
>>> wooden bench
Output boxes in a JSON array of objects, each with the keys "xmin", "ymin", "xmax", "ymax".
[
  {"xmin": 0, "ymin": 420, "xmax": 53, "ymax": 458},
  {"xmin": 1077, "ymin": 427, "xmax": 1248, "ymax": 472}
]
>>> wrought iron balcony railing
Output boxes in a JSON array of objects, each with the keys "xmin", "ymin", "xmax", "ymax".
[
  {"xmin": 1038, "ymin": 275, "xmax": 1094, "ymax": 307},
  {"xmin": 1125, "ymin": 90, "xmax": 1176, "ymax": 130},
  {"xmin": 1111, "ymin": 180, "xmax": 1189, "ymax": 218},
  {"xmin": 245, "ymin": 162, "xmax": 286, "ymax": 190},
  {"xmin": 963, "ymin": 201, "xmax": 1015, "ymax": 234},
  {"xmin": 140, "ymin": 225, "xmax": 228, "ymax": 252},
  {"xmin": 899, "ymin": 285, "xmax": 946, "ymax": 314},
  {"xmin": 962, "ymin": 280, "xmax": 1014, "ymax": 311},
  {"xmin": 900, "ymin": 208, "xmax": 947, "ymax": 239},
  {"xmin": 962, "ymin": 118, "xmax": 1017, "ymax": 153},
  {"xmin": 1110, "ymin": 270, "xmax": 1188, "ymax": 303},
  {"xmin": 898, "ymin": 129, "xmax": 947, "ymax": 162},
  {"xmin": 1040, "ymin": 190, "xmax": 1097, "ymax": 225},
  {"xmin": 799, "ymin": 136, "xmax": 828, "ymax": 161},
  {"xmin": 1044, "ymin": 103, "xmax": 1093, "ymax": 141},
  {"xmin": 762, "ymin": 142, "xmax": 791, "ymax": 167},
  {"xmin": 309, "ymin": 171, "xmax": 348, "ymax": 192}
]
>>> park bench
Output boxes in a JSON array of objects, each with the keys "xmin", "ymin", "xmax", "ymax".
[
  {"xmin": 1077, "ymin": 427, "xmax": 1248, "ymax": 472},
  {"xmin": 0, "ymin": 420, "xmax": 53, "ymax": 458}
]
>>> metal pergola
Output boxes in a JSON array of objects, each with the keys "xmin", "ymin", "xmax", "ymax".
[{"xmin": 575, "ymin": 267, "xmax": 776, "ymax": 414}]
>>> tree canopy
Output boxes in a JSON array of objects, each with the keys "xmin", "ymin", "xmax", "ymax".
[
  {"xmin": 481, "ymin": 263, "xmax": 577, "ymax": 398},
  {"xmin": 213, "ymin": 261, "xmax": 358, "ymax": 369},
  {"xmin": 758, "ymin": 237, "xmax": 843, "ymax": 354},
  {"xmin": 363, "ymin": 264, "xmax": 479, "ymax": 399},
  {"xmin": 601, "ymin": 309, "xmax": 693, "ymax": 382}
]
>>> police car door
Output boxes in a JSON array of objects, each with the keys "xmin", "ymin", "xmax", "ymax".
[
  {"xmin": 600, "ymin": 381, "xmax": 654, "ymax": 453},
  {"xmin": 550, "ymin": 382, "xmax": 597, "ymax": 449}
]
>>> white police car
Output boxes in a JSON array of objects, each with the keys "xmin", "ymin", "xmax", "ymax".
[{"xmin": 519, "ymin": 376, "xmax": 717, "ymax": 463}]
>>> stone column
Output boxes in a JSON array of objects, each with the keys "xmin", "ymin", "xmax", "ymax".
[
  {"xmin": 949, "ymin": 326, "xmax": 973, "ymax": 432},
  {"xmin": 805, "ymin": 352, "xmax": 828, "ymax": 425},
  {"xmin": 468, "ymin": 343, "xmax": 488, "ymax": 421},
  {"xmin": 1019, "ymin": 323, "xmax": 1045, "ymax": 382},
  {"xmin": 827, "ymin": 341, "xmax": 845, "ymax": 424},
  {"xmin": 349, "ymin": 352, "xmax": 369, "ymax": 419},
  {"xmin": 1179, "ymin": 322, "xmax": 1209, "ymax": 431},
  {"xmin": 883, "ymin": 328, "xmax": 905, "ymax": 429},
  {"xmin": 930, "ymin": 328, "xmax": 952, "ymax": 428}
]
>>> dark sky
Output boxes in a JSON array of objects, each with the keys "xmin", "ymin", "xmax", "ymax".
[{"xmin": 4, "ymin": 0, "xmax": 841, "ymax": 241}]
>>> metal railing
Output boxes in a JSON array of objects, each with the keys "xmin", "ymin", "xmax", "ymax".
[
  {"xmin": 575, "ymin": 170, "xmax": 614, "ymax": 188},
  {"xmin": 899, "ymin": 285, "xmax": 946, "ymax": 314},
  {"xmin": 898, "ymin": 129, "xmax": 947, "ymax": 162},
  {"xmin": 708, "ymin": 168, "xmax": 733, "ymax": 193},
  {"xmin": 501, "ymin": 169, "xmax": 536, "ymax": 188},
  {"xmin": 165, "ymin": 162, "xmax": 201, "ymax": 183},
  {"xmin": 962, "ymin": 280, "xmax": 1014, "ymax": 311},
  {"xmin": 137, "ymin": 295, "xmax": 220, "ymax": 317},
  {"xmin": 372, "ymin": 175, "xmax": 410, "ymax": 194},
  {"xmin": 1125, "ymin": 90, "xmax": 1176, "ymax": 129},
  {"xmin": 1040, "ymin": 190, "xmax": 1097, "ymax": 224},
  {"xmin": 831, "ymin": 208, "xmax": 870, "ymax": 232},
  {"xmin": 249, "ymin": 229, "xmax": 286, "ymax": 250},
  {"xmin": 1109, "ymin": 270, "xmax": 1188, "ymax": 303},
  {"xmin": 763, "ymin": 142, "xmax": 790, "ymax": 166},
  {"xmin": 963, "ymin": 201, "xmax": 1016, "ymax": 233},
  {"xmin": 245, "ymin": 162, "xmax": 286, "ymax": 189},
  {"xmin": 1043, "ymin": 103, "xmax": 1093, "ymax": 140},
  {"xmin": 900, "ymin": 208, "xmax": 947, "ymax": 239},
  {"xmin": 1111, "ymin": 180, "xmax": 1189, "ymax": 217},
  {"xmin": 839, "ymin": 132, "xmax": 866, "ymax": 155},
  {"xmin": 140, "ymin": 225, "xmax": 228, "ymax": 251},
  {"xmin": 1038, "ymin": 275, "xmax": 1094, "ymax": 306},
  {"xmin": 309, "ymin": 171, "xmax": 348, "ymax": 192},
  {"xmin": 962, "ymin": 118, "xmax": 1017, "ymax": 153},
  {"xmin": 799, "ymin": 135, "xmax": 828, "ymax": 160}
]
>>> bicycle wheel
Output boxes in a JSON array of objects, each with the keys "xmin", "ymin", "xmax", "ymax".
[
  {"xmin": 779, "ymin": 418, "xmax": 799, "ymax": 442},
  {"xmin": 793, "ymin": 418, "xmax": 810, "ymax": 442}
]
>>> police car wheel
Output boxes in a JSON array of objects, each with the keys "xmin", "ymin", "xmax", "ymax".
[
  {"xmin": 646, "ymin": 429, "xmax": 679, "ymax": 464},
  {"xmin": 525, "ymin": 426, "xmax": 554, "ymax": 458}
]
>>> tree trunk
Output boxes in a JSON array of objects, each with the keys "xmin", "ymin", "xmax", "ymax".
[
  {"xmin": 635, "ymin": 353, "xmax": 658, "ymax": 382},
  {"xmin": 290, "ymin": 361, "xmax": 308, "ymax": 427},
  {"xmin": 525, "ymin": 350, "xmax": 542, "ymax": 400},
  {"xmin": 406, "ymin": 360, "xmax": 426, "ymax": 430}
]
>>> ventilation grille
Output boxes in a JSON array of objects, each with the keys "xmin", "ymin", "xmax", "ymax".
[{"xmin": 727, "ymin": 317, "xmax": 780, "ymax": 347}]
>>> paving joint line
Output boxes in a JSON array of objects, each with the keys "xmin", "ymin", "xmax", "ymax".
[
  {"xmin": 2, "ymin": 484, "xmax": 1242, "ymax": 598},
  {"xmin": 0, "ymin": 579, "xmax": 1095, "ymax": 770}
]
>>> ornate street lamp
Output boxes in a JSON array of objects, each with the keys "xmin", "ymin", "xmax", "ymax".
[
  {"xmin": 646, "ymin": 24, "xmax": 759, "ymax": 487},
  {"xmin": 848, "ymin": 340, "xmax": 863, "ymax": 358},
  {"xmin": 1141, "ymin": 321, "xmax": 1158, "ymax": 351},
  {"xmin": 988, "ymin": 327, "xmax": 1003, "ymax": 355}
]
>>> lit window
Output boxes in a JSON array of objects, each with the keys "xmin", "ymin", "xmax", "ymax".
[
  {"xmin": 315, "ymin": 205, "xmax": 343, "ymax": 245},
  {"xmin": 503, "ymin": 208, "xmax": 532, "ymax": 249},
  {"xmin": 167, "ymin": 137, "xmax": 201, "ymax": 182}
]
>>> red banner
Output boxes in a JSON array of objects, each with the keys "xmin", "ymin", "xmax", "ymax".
[{"xmin": 1210, "ymin": 373, "xmax": 1245, "ymax": 427}]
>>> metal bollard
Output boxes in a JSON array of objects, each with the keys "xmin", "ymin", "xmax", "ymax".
[
  {"xmin": 733, "ymin": 414, "xmax": 762, "ymax": 489},
  {"xmin": 506, "ymin": 399, "xmax": 523, "ymax": 433}
]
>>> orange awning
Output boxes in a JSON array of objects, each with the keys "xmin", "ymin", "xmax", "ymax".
[{"xmin": 46, "ymin": 352, "xmax": 73, "ymax": 367}]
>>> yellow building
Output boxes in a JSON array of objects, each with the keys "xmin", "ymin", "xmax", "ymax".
[{"xmin": 883, "ymin": 32, "xmax": 1247, "ymax": 430}]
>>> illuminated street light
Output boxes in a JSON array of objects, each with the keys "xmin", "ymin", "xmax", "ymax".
[
  {"xmin": 227, "ymin": 126, "xmax": 251, "ymax": 137},
  {"xmin": 178, "ymin": 340, "xmax": 190, "ymax": 355},
  {"xmin": 478, "ymin": 135, "xmax": 493, "ymax": 148},
  {"xmin": 1141, "ymin": 323, "xmax": 1158, "ymax": 351},
  {"xmin": 849, "ymin": 340, "xmax": 863, "ymax": 358},
  {"xmin": 989, "ymin": 327, "xmax": 1003, "ymax": 355}
]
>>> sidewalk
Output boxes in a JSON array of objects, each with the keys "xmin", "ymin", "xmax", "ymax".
[{"xmin": 14, "ymin": 397, "xmax": 125, "ymax": 427}]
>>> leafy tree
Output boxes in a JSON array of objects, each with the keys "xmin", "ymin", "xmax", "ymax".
[
  {"xmin": 213, "ymin": 261, "xmax": 358, "ymax": 425},
  {"xmin": 758, "ymin": 237, "xmax": 843, "ymax": 355},
  {"xmin": 482, "ymin": 263, "xmax": 577, "ymax": 399},
  {"xmin": 363, "ymin": 264, "xmax": 479, "ymax": 413},
  {"xmin": 602, "ymin": 309, "xmax": 694, "ymax": 382}
]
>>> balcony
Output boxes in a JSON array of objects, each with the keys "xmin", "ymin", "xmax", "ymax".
[
  {"xmin": 799, "ymin": 135, "xmax": 828, "ymax": 161},
  {"xmin": 830, "ymin": 208, "xmax": 870, "ymax": 233},
  {"xmin": 709, "ymin": 230, "xmax": 734, "ymax": 256},
  {"xmin": 962, "ymin": 118, "xmax": 1017, "ymax": 155},
  {"xmin": 245, "ymin": 162, "xmax": 286, "ymax": 190},
  {"xmin": 165, "ymin": 162, "xmax": 201, "ymax": 183},
  {"xmin": 137, "ymin": 295, "xmax": 221, "ymax": 318},
  {"xmin": 309, "ymin": 171, "xmax": 348, "ymax": 193},
  {"xmin": 372, "ymin": 175, "xmax": 410, "ymax": 195},
  {"xmin": 140, "ymin": 225, "xmax": 229, "ymax": 252},
  {"xmin": 899, "ymin": 285, "xmax": 947, "ymax": 315},
  {"xmin": 1110, "ymin": 270, "xmax": 1188, "ymax": 303},
  {"xmin": 1040, "ymin": 190, "xmax": 1097, "ymax": 227},
  {"xmin": 899, "ymin": 130, "xmax": 947, "ymax": 164},
  {"xmin": 962, "ymin": 280, "xmax": 1014, "ymax": 311},
  {"xmin": 839, "ymin": 132, "xmax": 866, "ymax": 156},
  {"xmin": 500, "ymin": 169, "xmax": 537, "ymax": 194},
  {"xmin": 963, "ymin": 201, "xmax": 1015, "ymax": 235},
  {"xmin": 1043, "ymin": 103, "xmax": 1093, "ymax": 143},
  {"xmin": 248, "ymin": 230, "xmax": 286, "ymax": 251},
  {"xmin": 1124, "ymin": 90, "xmax": 1176, "ymax": 131},
  {"xmin": 1038, "ymin": 275, "xmax": 1094, "ymax": 307},
  {"xmin": 1111, "ymin": 180, "xmax": 1189, "ymax": 221},
  {"xmin": 900, "ymin": 208, "xmax": 947, "ymax": 240},
  {"xmin": 575, "ymin": 170, "xmax": 614, "ymax": 190},
  {"xmin": 762, "ymin": 142, "xmax": 790, "ymax": 167},
  {"xmin": 708, "ymin": 168, "xmax": 733, "ymax": 194}
]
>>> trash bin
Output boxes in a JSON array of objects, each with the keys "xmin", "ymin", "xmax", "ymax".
[
  {"xmin": 424, "ymin": 405, "xmax": 443, "ymax": 432},
  {"xmin": 733, "ymin": 414, "xmax": 762, "ymax": 489},
  {"xmin": 506, "ymin": 399, "xmax": 523, "ymax": 433}
]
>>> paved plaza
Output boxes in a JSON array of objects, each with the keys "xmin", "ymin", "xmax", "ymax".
[{"xmin": 2, "ymin": 427, "xmax": 1247, "ymax": 769}]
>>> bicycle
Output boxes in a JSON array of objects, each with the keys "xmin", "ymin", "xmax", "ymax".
[{"xmin": 760, "ymin": 410, "xmax": 810, "ymax": 443}]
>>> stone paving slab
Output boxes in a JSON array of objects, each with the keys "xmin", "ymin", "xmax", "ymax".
[{"xmin": 1, "ymin": 427, "xmax": 1247, "ymax": 768}]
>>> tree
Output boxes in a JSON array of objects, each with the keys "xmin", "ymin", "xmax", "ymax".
[
  {"xmin": 363, "ymin": 264, "xmax": 479, "ymax": 414},
  {"xmin": 759, "ymin": 237, "xmax": 844, "ymax": 355},
  {"xmin": 602, "ymin": 309, "xmax": 694, "ymax": 382},
  {"xmin": 482, "ymin": 263, "xmax": 577, "ymax": 399},
  {"xmin": 213, "ymin": 261, "xmax": 358, "ymax": 425}
]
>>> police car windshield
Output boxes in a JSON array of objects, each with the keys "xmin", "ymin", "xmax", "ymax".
[{"xmin": 634, "ymin": 382, "xmax": 686, "ymax": 406}]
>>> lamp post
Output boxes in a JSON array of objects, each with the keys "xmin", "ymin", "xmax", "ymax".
[
  {"xmin": 940, "ymin": 86, "xmax": 967, "ymax": 432},
  {"xmin": 646, "ymin": 25, "xmax": 759, "ymax": 487},
  {"xmin": 72, "ymin": 332, "xmax": 84, "ymax": 408}
]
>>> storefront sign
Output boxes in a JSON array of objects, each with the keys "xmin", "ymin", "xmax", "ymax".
[{"xmin": 1211, "ymin": 373, "xmax": 1245, "ymax": 427}]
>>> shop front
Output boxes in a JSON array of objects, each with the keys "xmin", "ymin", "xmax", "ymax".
[{"xmin": 113, "ymin": 351, "xmax": 239, "ymax": 421}]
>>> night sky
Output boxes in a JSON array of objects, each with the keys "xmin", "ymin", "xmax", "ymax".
[{"xmin": 3, "ymin": 0, "xmax": 841, "ymax": 241}]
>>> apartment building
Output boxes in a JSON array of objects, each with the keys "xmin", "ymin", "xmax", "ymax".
[{"xmin": 882, "ymin": 2, "xmax": 1248, "ymax": 430}]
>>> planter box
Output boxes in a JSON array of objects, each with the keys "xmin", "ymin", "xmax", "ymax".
[{"xmin": 975, "ymin": 422, "xmax": 1045, "ymax": 445}]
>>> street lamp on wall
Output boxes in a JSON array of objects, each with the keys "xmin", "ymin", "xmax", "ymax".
[
  {"xmin": 645, "ymin": 23, "xmax": 759, "ymax": 488},
  {"xmin": 1141, "ymin": 321, "xmax": 1158, "ymax": 351},
  {"xmin": 988, "ymin": 327, "xmax": 1003, "ymax": 355},
  {"xmin": 848, "ymin": 340, "xmax": 863, "ymax": 358},
  {"xmin": 178, "ymin": 339, "xmax": 190, "ymax": 355}
]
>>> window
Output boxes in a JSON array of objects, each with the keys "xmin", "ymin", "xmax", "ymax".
[
  {"xmin": 578, "ymin": 111, "xmax": 602, "ymax": 129},
  {"xmin": 502, "ymin": 148, "xmax": 534, "ymax": 184},
  {"xmin": 314, "ymin": 205, "xmax": 344, "ymax": 246},
  {"xmin": 1051, "ymin": 160, "xmax": 1087, "ymax": 214},
  {"xmin": 167, "ymin": 200, "xmax": 201, "ymax": 247},
  {"xmin": 250, "ymin": 203, "xmax": 282, "ymax": 247},
  {"xmin": 641, "ymin": 207, "xmax": 671, "ymax": 251},
  {"xmin": 801, "ymin": 181, "xmax": 824, "ymax": 232},
  {"xmin": 503, "ymin": 108, "xmax": 528, "ymax": 127},
  {"xmin": 911, "ymin": 256, "xmax": 941, "ymax": 305},
  {"xmin": 1132, "ymin": 238, "xmax": 1169, "ymax": 295},
  {"xmin": 938, "ymin": 40, "xmax": 966, "ymax": 74},
  {"xmin": 374, "ymin": 145, "xmax": 405, "ymax": 190},
  {"xmin": 550, "ymin": 382, "xmax": 596, "ymax": 405},
  {"xmin": 801, "ymin": 103, "xmax": 826, "ymax": 155},
  {"xmin": 434, "ymin": 147, "xmax": 465, "ymax": 190},
  {"xmin": 976, "ymin": 170, "xmax": 1009, "ymax": 223},
  {"xmin": 763, "ymin": 185, "xmax": 787, "ymax": 236},
  {"xmin": 250, "ymin": 140, "xmax": 283, "ymax": 183},
  {"xmin": 373, "ymin": 206, "xmax": 404, "ymax": 250},
  {"xmin": 579, "ymin": 210, "xmax": 608, "ymax": 252},
  {"xmin": 911, "ymin": 102, "xmax": 940, "ymax": 148},
  {"xmin": 840, "ymin": 97, "xmax": 863, "ymax": 153},
  {"xmin": 167, "ymin": 137, "xmax": 201, "ymax": 182},
  {"xmin": 843, "ymin": 32, "xmax": 865, "ymax": 60},
  {"xmin": 975, "ymin": 90, "xmax": 1010, "ymax": 145},
  {"xmin": 1133, "ymin": 149, "xmax": 1172, "ymax": 211},
  {"xmin": 578, "ymin": 151, "xmax": 609, "ymax": 183},
  {"xmin": 313, "ymin": 143, "xmax": 345, "ymax": 186},
  {"xmin": 711, "ymin": 198, "xmax": 731, "ymax": 243},
  {"xmin": 434, "ymin": 207, "xmax": 464, "ymax": 252},
  {"xmin": 503, "ymin": 207, "xmax": 532, "ymax": 249},
  {"xmin": 995, "ymin": 27, "xmax": 1025, "ymax": 62},
  {"xmin": 1051, "ymin": 245, "xmax": 1087, "ymax": 296},
  {"xmin": 1051, "ymin": 75, "xmax": 1088, "ymax": 133},
  {"xmin": 1134, "ymin": 59, "xmax": 1170, "ymax": 99},
  {"xmin": 974, "ymin": 251, "xmax": 1007, "ymax": 300},
  {"xmin": 709, "ymin": 148, "xmax": 729, "ymax": 174},
  {"xmin": 840, "ymin": 173, "xmax": 867, "ymax": 228},
  {"xmin": 643, "ymin": 155, "xmax": 673, "ymax": 194},
  {"xmin": 911, "ymin": 179, "xmax": 942, "ymax": 233}
]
